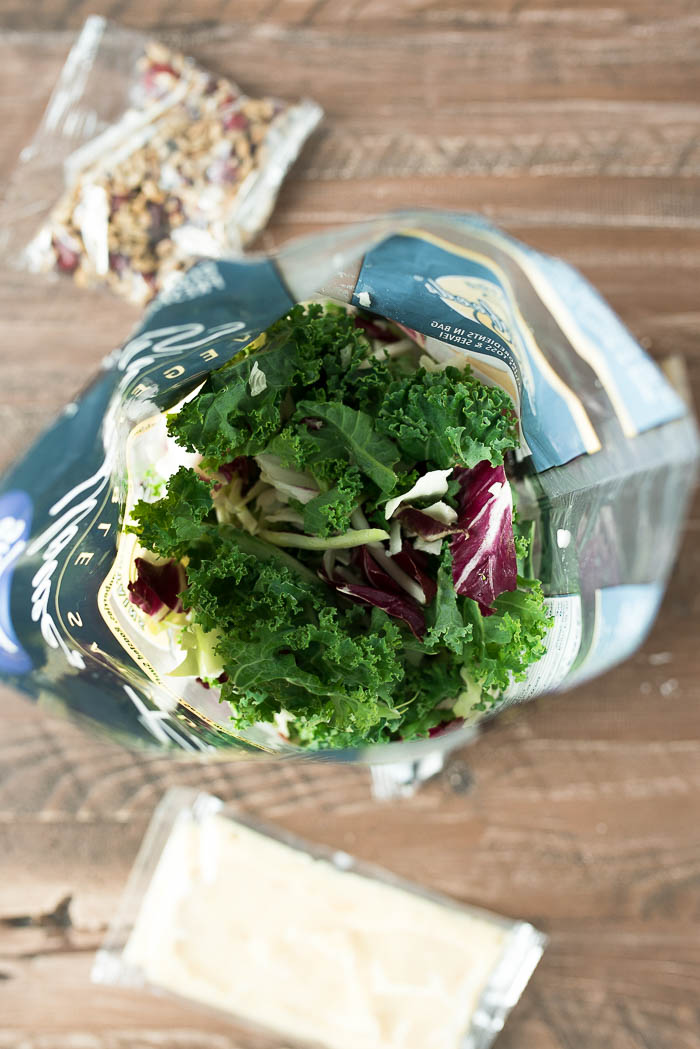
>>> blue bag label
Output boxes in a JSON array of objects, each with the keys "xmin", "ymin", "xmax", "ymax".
[
  {"xmin": 505, "ymin": 248, "xmax": 686, "ymax": 437},
  {"xmin": 353, "ymin": 230, "xmax": 601, "ymax": 473}
]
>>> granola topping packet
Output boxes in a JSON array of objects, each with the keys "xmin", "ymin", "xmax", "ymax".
[{"xmin": 11, "ymin": 20, "xmax": 322, "ymax": 304}]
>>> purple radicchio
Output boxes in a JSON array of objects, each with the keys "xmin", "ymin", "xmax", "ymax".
[
  {"xmin": 358, "ymin": 543, "xmax": 438, "ymax": 608},
  {"xmin": 397, "ymin": 505, "xmax": 463, "ymax": 543},
  {"xmin": 216, "ymin": 456, "xmax": 254, "ymax": 487},
  {"xmin": 128, "ymin": 557, "xmax": 187, "ymax": 618},
  {"xmin": 450, "ymin": 461, "xmax": 517, "ymax": 615},
  {"xmin": 428, "ymin": 717, "xmax": 465, "ymax": 738},
  {"xmin": 390, "ymin": 543, "xmax": 438, "ymax": 605},
  {"xmin": 353, "ymin": 314, "xmax": 402, "ymax": 343},
  {"xmin": 321, "ymin": 550, "xmax": 426, "ymax": 639}
]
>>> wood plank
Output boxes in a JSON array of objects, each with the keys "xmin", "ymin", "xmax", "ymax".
[
  {"xmin": 2, "ymin": 0, "xmax": 700, "ymax": 33},
  {"xmin": 2, "ymin": 13, "xmax": 700, "ymax": 105}
]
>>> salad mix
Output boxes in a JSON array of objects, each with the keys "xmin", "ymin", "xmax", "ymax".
[{"xmin": 127, "ymin": 303, "xmax": 552, "ymax": 749}]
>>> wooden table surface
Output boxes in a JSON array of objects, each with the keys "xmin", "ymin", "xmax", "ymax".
[{"xmin": 1, "ymin": 3, "xmax": 699, "ymax": 1047}]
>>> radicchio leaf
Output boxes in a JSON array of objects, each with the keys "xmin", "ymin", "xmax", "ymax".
[
  {"xmin": 450, "ymin": 461, "xmax": 517, "ymax": 615},
  {"xmin": 356, "ymin": 546, "xmax": 403, "ymax": 595},
  {"xmin": 397, "ymin": 506, "xmax": 462, "ymax": 542},
  {"xmin": 336, "ymin": 582, "xmax": 426, "ymax": 639},
  {"xmin": 391, "ymin": 543, "xmax": 438, "ymax": 605},
  {"xmin": 384, "ymin": 468, "xmax": 453, "ymax": 520},
  {"xmin": 321, "ymin": 555, "xmax": 426, "ymax": 639},
  {"xmin": 217, "ymin": 456, "xmax": 253, "ymax": 486},
  {"xmin": 128, "ymin": 557, "xmax": 186, "ymax": 617},
  {"xmin": 196, "ymin": 671, "xmax": 229, "ymax": 690},
  {"xmin": 357, "ymin": 544, "xmax": 436, "ymax": 606},
  {"xmin": 429, "ymin": 717, "xmax": 465, "ymax": 738},
  {"xmin": 353, "ymin": 315, "xmax": 402, "ymax": 343}
]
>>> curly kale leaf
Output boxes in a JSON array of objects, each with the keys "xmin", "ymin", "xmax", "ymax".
[
  {"xmin": 301, "ymin": 467, "xmax": 364, "ymax": 538},
  {"xmin": 128, "ymin": 467, "xmax": 215, "ymax": 560},
  {"xmin": 376, "ymin": 366, "xmax": 518, "ymax": 469},
  {"xmin": 294, "ymin": 401, "xmax": 399, "ymax": 494},
  {"xmin": 461, "ymin": 576, "xmax": 553, "ymax": 706},
  {"xmin": 167, "ymin": 337, "xmax": 303, "ymax": 468},
  {"xmin": 180, "ymin": 529, "xmax": 405, "ymax": 740},
  {"xmin": 423, "ymin": 548, "xmax": 474, "ymax": 656}
]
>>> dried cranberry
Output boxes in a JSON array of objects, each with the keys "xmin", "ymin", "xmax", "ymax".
[
  {"xmin": 148, "ymin": 62, "xmax": 179, "ymax": 79},
  {"xmin": 53, "ymin": 236, "xmax": 80, "ymax": 273},
  {"xmin": 223, "ymin": 111, "xmax": 248, "ymax": 132},
  {"xmin": 147, "ymin": 201, "xmax": 167, "ymax": 233},
  {"xmin": 141, "ymin": 63, "xmax": 180, "ymax": 97},
  {"xmin": 109, "ymin": 252, "xmax": 129, "ymax": 275}
]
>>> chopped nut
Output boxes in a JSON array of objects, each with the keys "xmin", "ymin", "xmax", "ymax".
[
  {"xmin": 249, "ymin": 123, "xmax": 268, "ymax": 146},
  {"xmin": 145, "ymin": 41, "xmax": 172, "ymax": 65}
]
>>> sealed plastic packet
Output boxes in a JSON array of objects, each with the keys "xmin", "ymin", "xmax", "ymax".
[
  {"xmin": 93, "ymin": 787, "xmax": 547, "ymax": 1049},
  {"xmin": 0, "ymin": 16, "xmax": 322, "ymax": 304},
  {"xmin": 0, "ymin": 212, "xmax": 696, "ymax": 768}
]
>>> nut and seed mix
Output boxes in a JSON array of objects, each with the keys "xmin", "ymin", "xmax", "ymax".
[{"xmin": 31, "ymin": 42, "xmax": 321, "ymax": 304}]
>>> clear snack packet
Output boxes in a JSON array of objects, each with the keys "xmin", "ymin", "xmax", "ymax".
[
  {"xmin": 93, "ymin": 787, "xmax": 547, "ymax": 1049},
  {"xmin": 0, "ymin": 212, "xmax": 696, "ymax": 773},
  {"xmin": 0, "ymin": 16, "xmax": 322, "ymax": 304}
]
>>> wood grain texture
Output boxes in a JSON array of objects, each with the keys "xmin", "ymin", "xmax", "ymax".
[{"xmin": 0, "ymin": 2, "xmax": 699, "ymax": 1048}]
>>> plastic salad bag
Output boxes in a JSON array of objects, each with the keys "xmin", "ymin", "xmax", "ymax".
[
  {"xmin": 0, "ymin": 16, "xmax": 322, "ymax": 304},
  {"xmin": 0, "ymin": 211, "xmax": 696, "ymax": 769}
]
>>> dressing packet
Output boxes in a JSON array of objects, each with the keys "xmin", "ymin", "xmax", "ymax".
[{"xmin": 93, "ymin": 787, "xmax": 547, "ymax": 1049}]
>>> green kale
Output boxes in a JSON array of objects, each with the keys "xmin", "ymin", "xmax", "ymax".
[
  {"xmin": 294, "ymin": 401, "xmax": 399, "ymax": 494},
  {"xmin": 181, "ymin": 530, "xmax": 405, "ymax": 739},
  {"xmin": 168, "ymin": 338, "xmax": 303, "ymax": 469},
  {"xmin": 127, "ymin": 303, "xmax": 552, "ymax": 749},
  {"xmin": 423, "ymin": 549, "xmax": 473, "ymax": 656},
  {"xmin": 302, "ymin": 467, "xmax": 364, "ymax": 537},
  {"xmin": 128, "ymin": 467, "xmax": 215, "ymax": 560},
  {"xmin": 376, "ymin": 366, "xmax": 518, "ymax": 468},
  {"xmin": 461, "ymin": 577, "xmax": 553, "ymax": 707}
]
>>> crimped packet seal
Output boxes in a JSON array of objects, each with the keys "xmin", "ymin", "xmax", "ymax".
[
  {"xmin": 0, "ymin": 16, "xmax": 322, "ymax": 304},
  {"xmin": 93, "ymin": 787, "xmax": 547, "ymax": 1049}
]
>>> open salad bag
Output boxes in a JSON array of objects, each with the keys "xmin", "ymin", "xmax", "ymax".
[{"xmin": 0, "ymin": 212, "xmax": 697, "ymax": 771}]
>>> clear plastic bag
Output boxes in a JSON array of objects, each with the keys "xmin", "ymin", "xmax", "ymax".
[
  {"xmin": 93, "ymin": 787, "xmax": 547, "ymax": 1049},
  {"xmin": 0, "ymin": 16, "xmax": 321, "ymax": 304},
  {"xmin": 0, "ymin": 212, "xmax": 696, "ymax": 770}
]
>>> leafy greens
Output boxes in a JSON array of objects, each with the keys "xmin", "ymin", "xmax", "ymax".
[{"xmin": 128, "ymin": 303, "xmax": 552, "ymax": 749}]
